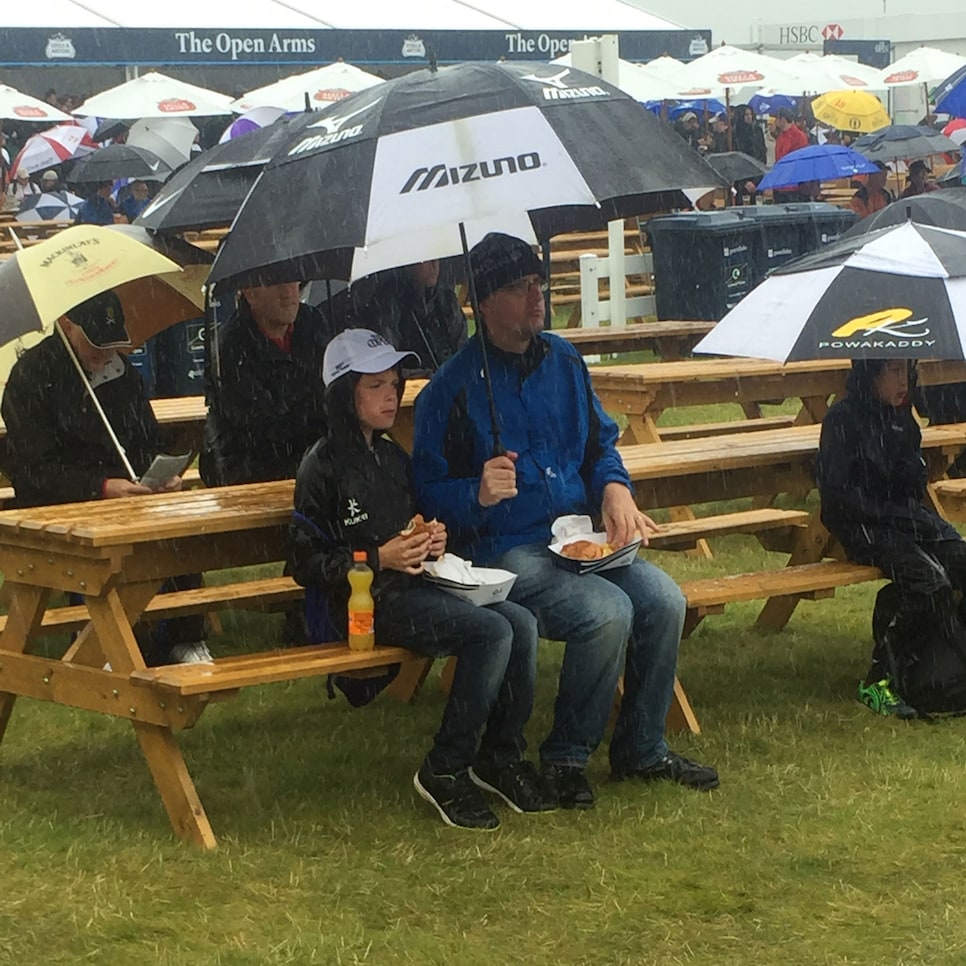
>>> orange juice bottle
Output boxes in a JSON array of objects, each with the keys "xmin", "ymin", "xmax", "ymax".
[{"xmin": 347, "ymin": 550, "xmax": 375, "ymax": 651}]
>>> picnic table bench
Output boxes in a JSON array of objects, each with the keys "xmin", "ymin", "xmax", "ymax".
[{"xmin": 552, "ymin": 321, "xmax": 714, "ymax": 359}]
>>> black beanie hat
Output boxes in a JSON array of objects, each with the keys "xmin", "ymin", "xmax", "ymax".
[{"xmin": 469, "ymin": 233, "xmax": 543, "ymax": 302}]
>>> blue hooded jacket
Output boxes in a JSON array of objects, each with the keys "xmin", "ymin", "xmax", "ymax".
[{"xmin": 412, "ymin": 331, "xmax": 631, "ymax": 564}]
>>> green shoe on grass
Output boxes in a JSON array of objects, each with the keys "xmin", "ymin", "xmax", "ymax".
[{"xmin": 858, "ymin": 678, "xmax": 918, "ymax": 720}]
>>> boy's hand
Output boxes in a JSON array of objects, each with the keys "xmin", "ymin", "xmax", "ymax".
[{"xmin": 479, "ymin": 451, "xmax": 518, "ymax": 507}]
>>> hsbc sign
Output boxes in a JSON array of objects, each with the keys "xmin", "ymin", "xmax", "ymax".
[{"xmin": 762, "ymin": 22, "xmax": 846, "ymax": 48}]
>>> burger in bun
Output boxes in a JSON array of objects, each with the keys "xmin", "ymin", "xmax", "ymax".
[
  {"xmin": 400, "ymin": 513, "xmax": 436, "ymax": 537},
  {"xmin": 560, "ymin": 539, "xmax": 614, "ymax": 561}
]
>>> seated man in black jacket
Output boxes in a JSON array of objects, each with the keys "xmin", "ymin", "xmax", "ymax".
[
  {"xmin": 347, "ymin": 260, "xmax": 467, "ymax": 377},
  {"xmin": 200, "ymin": 281, "xmax": 337, "ymax": 486},
  {"xmin": 1, "ymin": 290, "xmax": 210, "ymax": 665},
  {"xmin": 817, "ymin": 358, "xmax": 966, "ymax": 718}
]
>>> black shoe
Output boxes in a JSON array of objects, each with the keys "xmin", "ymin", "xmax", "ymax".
[
  {"xmin": 613, "ymin": 751, "xmax": 719, "ymax": 791},
  {"xmin": 413, "ymin": 761, "xmax": 500, "ymax": 830},
  {"xmin": 542, "ymin": 762, "xmax": 595, "ymax": 810},
  {"xmin": 469, "ymin": 759, "xmax": 557, "ymax": 814}
]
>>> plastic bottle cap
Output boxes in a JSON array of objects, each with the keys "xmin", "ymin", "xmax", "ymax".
[{"xmin": 353, "ymin": 550, "xmax": 367, "ymax": 562}]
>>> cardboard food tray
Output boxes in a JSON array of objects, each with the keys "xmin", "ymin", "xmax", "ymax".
[
  {"xmin": 423, "ymin": 566, "xmax": 517, "ymax": 606},
  {"xmin": 548, "ymin": 534, "xmax": 643, "ymax": 575}
]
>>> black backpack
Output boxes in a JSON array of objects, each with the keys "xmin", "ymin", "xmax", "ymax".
[{"xmin": 872, "ymin": 583, "xmax": 966, "ymax": 715}]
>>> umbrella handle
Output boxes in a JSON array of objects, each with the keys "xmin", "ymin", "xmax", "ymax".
[{"xmin": 459, "ymin": 222, "xmax": 504, "ymax": 458}]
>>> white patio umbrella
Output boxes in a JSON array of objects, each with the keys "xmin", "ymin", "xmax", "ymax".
[
  {"xmin": 785, "ymin": 52, "xmax": 886, "ymax": 93},
  {"xmin": 878, "ymin": 47, "xmax": 966, "ymax": 89},
  {"xmin": 638, "ymin": 55, "xmax": 687, "ymax": 81},
  {"xmin": 231, "ymin": 61, "xmax": 385, "ymax": 113},
  {"xmin": 73, "ymin": 71, "xmax": 233, "ymax": 119},
  {"xmin": 0, "ymin": 84, "xmax": 71, "ymax": 122},
  {"xmin": 551, "ymin": 54, "xmax": 690, "ymax": 103},
  {"xmin": 126, "ymin": 117, "xmax": 199, "ymax": 170},
  {"xmin": 673, "ymin": 44, "xmax": 804, "ymax": 99}
]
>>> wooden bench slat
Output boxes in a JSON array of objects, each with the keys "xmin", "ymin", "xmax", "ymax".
[
  {"xmin": 658, "ymin": 415, "xmax": 796, "ymax": 442},
  {"xmin": 131, "ymin": 644, "xmax": 414, "ymax": 695},
  {"xmin": 650, "ymin": 508, "xmax": 810, "ymax": 550}
]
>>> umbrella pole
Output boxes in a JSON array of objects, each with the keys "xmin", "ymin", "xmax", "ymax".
[
  {"xmin": 205, "ymin": 283, "xmax": 222, "ymax": 403},
  {"xmin": 459, "ymin": 222, "xmax": 503, "ymax": 457},
  {"xmin": 54, "ymin": 323, "xmax": 138, "ymax": 482}
]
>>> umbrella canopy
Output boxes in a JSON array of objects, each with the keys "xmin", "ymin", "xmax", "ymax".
[
  {"xmin": 554, "ymin": 53, "xmax": 690, "ymax": 103},
  {"xmin": 126, "ymin": 117, "xmax": 199, "ymax": 170},
  {"xmin": 748, "ymin": 91, "xmax": 798, "ymax": 116},
  {"xmin": 638, "ymin": 56, "xmax": 686, "ymax": 80},
  {"xmin": 218, "ymin": 107, "xmax": 286, "ymax": 143},
  {"xmin": 757, "ymin": 144, "xmax": 879, "ymax": 190},
  {"xmin": 672, "ymin": 44, "xmax": 802, "ymax": 98},
  {"xmin": 936, "ymin": 65, "xmax": 966, "ymax": 119},
  {"xmin": 842, "ymin": 188, "xmax": 966, "ymax": 236},
  {"xmin": 67, "ymin": 144, "xmax": 172, "ymax": 184},
  {"xmin": 811, "ymin": 90, "xmax": 891, "ymax": 134},
  {"xmin": 0, "ymin": 84, "xmax": 71, "ymax": 122},
  {"xmin": 73, "ymin": 71, "xmax": 233, "ymax": 120},
  {"xmin": 135, "ymin": 116, "xmax": 302, "ymax": 233},
  {"xmin": 209, "ymin": 61, "xmax": 724, "ymax": 289},
  {"xmin": 694, "ymin": 221, "xmax": 966, "ymax": 362},
  {"xmin": 943, "ymin": 118, "xmax": 966, "ymax": 147},
  {"xmin": 10, "ymin": 124, "xmax": 98, "ymax": 175},
  {"xmin": 0, "ymin": 225, "xmax": 198, "ymax": 349},
  {"xmin": 852, "ymin": 124, "xmax": 962, "ymax": 161},
  {"xmin": 878, "ymin": 47, "xmax": 966, "ymax": 88},
  {"xmin": 231, "ymin": 61, "xmax": 385, "ymax": 113},
  {"xmin": 784, "ymin": 52, "xmax": 886, "ymax": 94},
  {"xmin": 14, "ymin": 190, "xmax": 84, "ymax": 223},
  {"xmin": 706, "ymin": 151, "xmax": 769, "ymax": 182}
]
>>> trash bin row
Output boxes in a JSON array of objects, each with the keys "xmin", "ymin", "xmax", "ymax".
[{"xmin": 644, "ymin": 203, "xmax": 857, "ymax": 321}]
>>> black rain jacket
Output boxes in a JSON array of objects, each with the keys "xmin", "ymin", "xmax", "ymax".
[
  {"xmin": 1, "ymin": 334, "xmax": 159, "ymax": 508},
  {"xmin": 200, "ymin": 301, "xmax": 336, "ymax": 486}
]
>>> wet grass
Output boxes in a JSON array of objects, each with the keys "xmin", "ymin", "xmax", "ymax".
[{"xmin": 4, "ymin": 530, "xmax": 966, "ymax": 964}]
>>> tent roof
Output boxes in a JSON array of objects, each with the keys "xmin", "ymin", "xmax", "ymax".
[{"xmin": 3, "ymin": 0, "xmax": 684, "ymax": 30}]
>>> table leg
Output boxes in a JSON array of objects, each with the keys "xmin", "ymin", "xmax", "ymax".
[
  {"xmin": 64, "ymin": 581, "xmax": 160, "ymax": 668},
  {"xmin": 0, "ymin": 584, "xmax": 52, "ymax": 745}
]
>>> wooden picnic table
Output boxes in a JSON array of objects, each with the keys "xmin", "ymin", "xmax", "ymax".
[
  {"xmin": 552, "ymin": 321, "xmax": 714, "ymax": 360},
  {"xmin": 592, "ymin": 358, "xmax": 966, "ymax": 445}
]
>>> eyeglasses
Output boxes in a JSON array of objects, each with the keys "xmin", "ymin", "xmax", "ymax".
[{"xmin": 498, "ymin": 276, "xmax": 549, "ymax": 298}]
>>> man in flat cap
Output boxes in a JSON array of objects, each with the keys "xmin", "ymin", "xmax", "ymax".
[
  {"xmin": 1, "ymin": 290, "xmax": 211, "ymax": 665},
  {"xmin": 412, "ymin": 233, "xmax": 719, "ymax": 812}
]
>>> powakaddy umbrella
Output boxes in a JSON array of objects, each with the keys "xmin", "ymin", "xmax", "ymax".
[
  {"xmin": 135, "ymin": 116, "xmax": 303, "ymax": 232},
  {"xmin": 0, "ymin": 84, "xmax": 71, "ymax": 122},
  {"xmin": 15, "ymin": 190, "xmax": 84, "ymax": 222},
  {"xmin": 757, "ymin": 143, "xmax": 879, "ymax": 190},
  {"xmin": 852, "ymin": 124, "xmax": 962, "ymax": 162},
  {"xmin": 842, "ymin": 188, "xmax": 966, "ymax": 236},
  {"xmin": 706, "ymin": 151, "xmax": 769, "ymax": 183},
  {"xmin": 11, "ymin": 124, "xmax": 98, "ymax": 175},
  {"xmin": 693, "ymin": 221, "xmax": 966, "ymax": 362},
  {"xmin": 208, "ymin": 60, "xmax": 724, "ymax": 289},
  {"xmin": 67, "ymin": 144, "xmax": 172, "ymax": 183},
  {"xmin": 811, "ymin": 90, "xmax": 891, "ymax": 134}
]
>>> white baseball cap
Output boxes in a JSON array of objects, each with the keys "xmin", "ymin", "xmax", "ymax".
[{"xmin": 322, "ymin": 328, "xmax": 420, "ymax": 387}]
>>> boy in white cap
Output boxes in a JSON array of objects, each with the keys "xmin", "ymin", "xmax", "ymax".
[{"xmin": 288, "ymin": 328, "xmax": 549, "ymax": 830}]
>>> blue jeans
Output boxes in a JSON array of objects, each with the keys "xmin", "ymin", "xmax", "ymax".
[
  {"xmin": 493, "ymin": 544, "xmax": 685, "ymax": 772},
  {"xmin": 377, "ymin": 586, "xmax": 538, "ymax": 774}
]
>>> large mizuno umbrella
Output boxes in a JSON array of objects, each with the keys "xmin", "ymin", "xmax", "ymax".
[
  {"xmin": 693, "ymin": 221, "xmax": 966, "ymax": 362},
  {"xmin": 135, "ymin": 116, "xmax": 302, "ymax": 232},
  {"xmin": 208, "ymin": 60, "xmax": 724, "ymax": 290},
  {"xmin": 756, "ymin": 143, "xmax": 879, "ymax": 191}
]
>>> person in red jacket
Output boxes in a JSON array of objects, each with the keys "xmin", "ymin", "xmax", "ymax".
[{"xmin": 773, "ymin": 107, "xmax": 810, "ymax": 202}]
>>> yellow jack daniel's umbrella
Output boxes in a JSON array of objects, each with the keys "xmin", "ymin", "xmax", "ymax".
[
  {"xmin": 0, "ymin": 223, "xmax": 209, "ymax": 348},
  {"xmin": 811, "ymin": 89, "xmax": 891, "ymax": 134}
]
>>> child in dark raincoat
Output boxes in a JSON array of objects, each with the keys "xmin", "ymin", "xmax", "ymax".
[{"xmin": 817, "ymin": 358, "xmax": 966, "ymax": 718}]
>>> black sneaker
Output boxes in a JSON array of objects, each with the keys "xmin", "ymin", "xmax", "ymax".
[
  {"xmin": 469, "ymin": 759, "xmax": 557, "ymax": 813},
  {"xmin": 542, "ymin": 763, "xmax": 595, "ymax": 810},
  {"xmin": 413, "ymin": 761, "xmax": 500, "ymax": 830},
  {"xmin": 613, "ymin": 751, "xmax": 719, "ymax": 791}
]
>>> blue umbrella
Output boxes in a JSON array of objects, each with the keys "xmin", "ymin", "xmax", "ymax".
[
  {"xmin": 748, "ymin": 92, "xmax": 798, "ymax": 116},
  {"xmin": 645, "ymin": 98, "xmax": 726, "ymax": 119},
  {"xmin": 935, "ymin": 64, "xmax": 966, "ymax": 118},
  {"xmin": 757, "ymin": 144, "xmax": 880, "ymax": 191}
]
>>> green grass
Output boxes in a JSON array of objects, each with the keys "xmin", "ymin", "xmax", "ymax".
[{"xmin": 3, "ymin": 534, "xmax": 966, "ymax": 965}]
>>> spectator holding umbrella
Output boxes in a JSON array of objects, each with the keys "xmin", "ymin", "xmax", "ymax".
[
  {"xmin": 773, "ymin": 107, "xmax": 810, "ymax": 201},
  {"xmin": 75, "ymin": 180, "xmax": 116, "ymax": 225}
]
